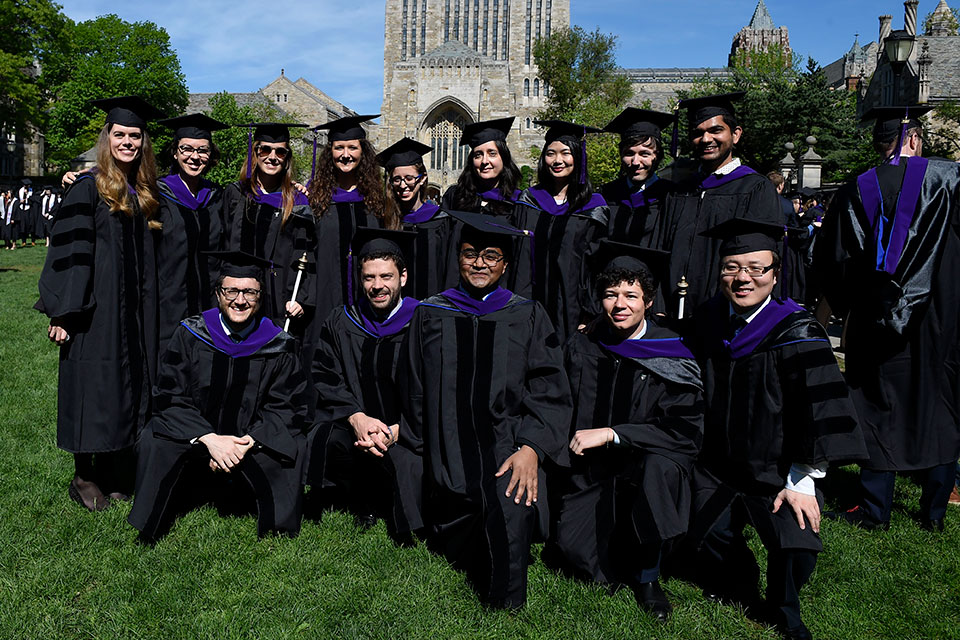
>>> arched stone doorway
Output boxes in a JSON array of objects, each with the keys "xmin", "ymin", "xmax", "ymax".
[{"xmin": 421, "ymin": 101, "xmax": 474, "ymax": 191}]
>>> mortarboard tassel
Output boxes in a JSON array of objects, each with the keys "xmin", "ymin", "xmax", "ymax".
[
  {"xmin": 889, "ymin": 106, "xmax": 910, "ymax": 167},
  {"xmin": 579, "ymin": 125, "xmax": 588, "ymax": 185},
  {"xmin": 311, "ymin": 132, "xmax": 318, "ymax": 184},
  {"xmin": 670, "ymin": 101, "xmax": 680, "ymax": 159},
  {"xmin": 246, "ymin": 127, "xmax": 253, "ymax": 180}
]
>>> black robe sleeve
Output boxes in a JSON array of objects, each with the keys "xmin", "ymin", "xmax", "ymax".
[
  {"xmin": 311, "ymin": 311, "xmax": 365, "ymax": 425},
  {"xmin": 515, "ymin": 304, "xmax": 574, "ymax": 463},
  {"xmin": 151, "ymin": 326, "xmax": 216, "ymax": 442},
  {"xmin": 246, "ymin": 350, "xmax": 310, "ymax": 462},
  {"xmin": 37, "ymin": 179, "xmax": 98, "ymax": 323}
]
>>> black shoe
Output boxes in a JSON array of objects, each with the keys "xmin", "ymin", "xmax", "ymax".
[
  {"xmin": 633, "ymin": 580, "xmax": 672, "ymax": 622},
  {"xmin": 824, "ymin": 505, "xmax": 889, "ymax": 531},
  {"xmin": 353, "ymin": 513, "xmax": 378, "ymax": 531},
  {"xmin": 777, "ymin": 623, "xmax": 813, "ymax": 640},
  {"xmin": 921, "ymin": 518, "xmax": 945, "ymax": 532}
]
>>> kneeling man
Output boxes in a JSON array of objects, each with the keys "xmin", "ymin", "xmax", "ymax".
[
  {"xmin": 401, "ymin": 210, "xmax": 572, "ymax": 609},
  {"xmin": 551, "ymin": 240, "xmax": 703, "ymax": 621},
  {"xmin": 129, "ymin": 251, "xmax": 311, "ymax": 541},
  {"xmin": 687, "ymin": 219, "xmax": 866, "ymax": 640}
]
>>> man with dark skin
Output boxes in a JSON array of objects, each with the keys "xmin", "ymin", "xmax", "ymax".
[
  {"xmin": 658, "ymin": 93, "xmax": 783, "ymax": 318},
  {"xmin": 401, "ymin": 210, "xmax": 572, "ymax": 609}
]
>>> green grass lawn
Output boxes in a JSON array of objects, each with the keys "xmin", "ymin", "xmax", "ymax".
[{"xmin": 1, "ymin": 246, "xmax": 958, "ymax": 639}]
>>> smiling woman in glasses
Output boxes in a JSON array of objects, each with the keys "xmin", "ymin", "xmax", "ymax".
[
  {"xmin": 223, "ymin": 122, "xmax": 316, "ymax": 337},
  {"xmin": 377, "ymin": 137, "xmax": 455, "ymax": 300}
]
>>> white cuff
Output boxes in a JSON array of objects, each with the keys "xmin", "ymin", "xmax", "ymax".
[
  {"xmin": 784, "ymin": 463, "xmax": 827, "ymax": 496},
  {"xmin": 611, "ymin": 429, "xmax": 620, "ymax": 446}
]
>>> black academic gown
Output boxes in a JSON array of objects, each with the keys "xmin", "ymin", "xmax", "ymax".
[
  {"xmin": 29, "ymin": 193, "xmax": 45, "ymax": 238},
  {"xmin": 301, "ymin": 195, "xmax": 382, "ymax": 389},
  {"xmin": 307, "ymin": 302, "xmax": 423, "ymax": 534},
  {"xmin": 128, "ymin": 314, "xmax": 311, "ymax": 538},
  {"xmin": 224, "ymin": 182, "xmax": 316, "ymax": 334},
  {"xmin": 441, "ymin": 186, "xmax": 534, "ymax": 296},
  {"xmin": 778, "ymin": 195, "xmax": 808, "ymax": 304},
  {"xmin": 37, "ymin": 175, "xmax": 159, "ymax": 453},
  {"xmin": 659, "ymin": 164, "xmax": 783, "ymax": 317},
  {"xmin": 814, "ymin": 156, "xmax": 960, "ymax": 471},
  {"xmin": 686, "ymin": 296, "xmax": 866, "ymax": 552},
  {"xmin": 602, "ymin": 175, "xmax": 675, "ymax": 247},
  {"xmin": 515, "ymin": 188, "xmax": 609, "ymax": 343},
  {"xmin": 553, "ymin": 323, "xmax": 703, "ymax": 585},
  {"xmin": 156, "ymin": 177, "xmax": 223, "ymax": 357},
  {"xmin": 401, "ymin": 288, "xmax": 573, "ymax": 608},
  {"xmin": 401, "ymin": 204, "xmax": 456, "ymax": 300}
]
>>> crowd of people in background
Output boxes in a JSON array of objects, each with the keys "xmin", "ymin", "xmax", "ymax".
[
  {"xmin": 23, "ymin": 90, "xmax": 960, "ymax": 640},
  {"xmin": 2, "ymin": 180, "xmax": 61, "ymax": 249}
]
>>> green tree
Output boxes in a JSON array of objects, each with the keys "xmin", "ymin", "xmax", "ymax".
[
  {"xmin": 925, "ymin": 100, "xmax": 960, "ymax": 160},
  {"xmin": 0, "ymin": 0, "xmax": 70, "ymax": 137},
  {"xmin": 42, "ymin": 14, "xmax": 188, "ymax": 170},
  {"xmin": 204, "ymin": 92, "xmax": 307, "ymax": 186},
  {"xmin": 532, "ymin": 26, "xmax": 634, "ymax": 186},
  {"xmin": 679, "ymin": 51, "xmax": 874, "ymax": 182}
]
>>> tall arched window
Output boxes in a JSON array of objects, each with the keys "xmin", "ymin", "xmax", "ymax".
[
  {"xmin": 533, "ymin": 79, "xmax": 540, "ymax": 96},
  {"xmin": 524, "ymin": 78, "xmax": 530, "ymax": 96},
  {"xmin": 428, "ymin": 107, "xmax": 470, "ymax": 172}
]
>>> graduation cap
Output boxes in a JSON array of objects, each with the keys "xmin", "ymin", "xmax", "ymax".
[
  {"xmin": 376, "ymin": 137, "xmax": 432, "ymax": 170},
  {"xmin": 589, "ymin": 239, "xmax": 670, "ymax": 288},
  {"xmin": 158, "ymin": 113, "xmax": 230, "ymax": 141},
  {"xmin": 204, "ymin": 250, "xmax": 273, "ymax": 281},
  {"xmin": 91, "ymin": 96, "xmax": 166, "ymax": 129},
  {"xmin": 798, "ymin": 186, "xmax": 819, "ymax": 200},
  {"xmin": 861, "ymin": 104, "xmax": 936, "ymax": 166},
  {"xmin": 679, "ymin": 92, "xmax": 745, "ymax": 128},
  {"xmin": 242, "ymin": 122, "xmax": 308, "ymax": 144},
  {"xmin": 239, "ymin": 122, "xmax": 308, "ymax": 179},
  {"xmin": 460, "ymin": 117, "xmax": 514, "ymax": 148},
  {"xmin": 447, "ymin": 208, "xmax": 529, "ymax": 258},
  {"xmin": 534, "ymin": 120, "xmax": 601, "ymax": 144},
  {"xmin": 603, "ymin": 108, "xmax": 675, "ymax": 142},
  {"xmin": 352, "ymin": 227, "xmax": 418, "ymax": 266},
  {"xmin": 534, "ymin": 120, "xmax": 602, "ymax": 184},
  {"xmin": 700, "ymin": 217, "xmax": 800, "ymax": 258},
  {"xmin": 20, "ymin": 178, "xmax": 32, "ymax": 186},
  {"xmin": 312, "ymin": 114, "xmax": 379, "ymax": 142}
]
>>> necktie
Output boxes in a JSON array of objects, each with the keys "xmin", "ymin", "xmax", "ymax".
[{"xmin": 728, "ymin": 316, "xmax": 748, "ymax": 340}]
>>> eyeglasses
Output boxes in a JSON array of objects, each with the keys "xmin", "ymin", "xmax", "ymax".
[
  {"xmin": 390, "ymin": 174, "xmax": 424, "ymax": 187},
  {"xmin": 720, "ymin": 264, "xmax": 775, "ymax": 278},
  {"xmin": 219, "ymin": 286, "xmax": 261, "ymax": 301},
  {"xmin": 178, "ymin": 144, "xmax": 211, "ymax": 157},
  {"xmin": 256, "ymin": 145, "xmax": 289, "ymax": 159},
  {"xmin": 459, "ymin": 249, "xmax": 505, "ymax": 266}
]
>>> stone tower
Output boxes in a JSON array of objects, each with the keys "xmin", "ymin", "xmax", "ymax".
[
  {"xmin": 926, "ymin": 0, "xmax": 958, "ymax": 36},
  {"xmin": 380, "ymin": 0, "xmax": 571, "ymax": 192},
  {"xmin": 728, "ymin": 0, "xmax": 792, "ymax": 66}
]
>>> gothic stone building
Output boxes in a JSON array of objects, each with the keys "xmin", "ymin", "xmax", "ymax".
[{"xmin": 380, "ymin": 0, "xmax": 570, "ymax": 191}]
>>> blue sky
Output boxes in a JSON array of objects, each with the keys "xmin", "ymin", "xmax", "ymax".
[{"xmin": 55, "ymin": 0, "xmax": 927, "ymax": 115}]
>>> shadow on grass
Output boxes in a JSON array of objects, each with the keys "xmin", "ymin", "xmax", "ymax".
[{"xmin": 0, "ymin": 268, "xmax": 21, "ymax": 272}]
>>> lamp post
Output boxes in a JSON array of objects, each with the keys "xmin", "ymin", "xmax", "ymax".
[{"xmin": 884, "ymin": 29, "xmax": 915, "ymax": 104}]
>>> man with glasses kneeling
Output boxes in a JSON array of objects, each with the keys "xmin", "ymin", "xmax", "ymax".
[
  {"xmin": 683, "ymin": 218, "xmax": 866, "ymax": 640},
  {"xmin": 129, "ymin": 251, "xmax": 311, "ymax": 543}
]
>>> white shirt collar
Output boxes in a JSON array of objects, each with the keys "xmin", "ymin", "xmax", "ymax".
[
  {"xmin": 708, "ymin": 157, "xmax": 742, "ymax": 176},
  {"xmin": 729, "ymin": 294, "xmax": 772, "ymax": 324},
  {"xmin": 219, "ymin": 312, "xmax": 257, "ymax": 341},
  {"xmin": 626, "ymin": 318, "xmax": 648, "ymax": 340}
]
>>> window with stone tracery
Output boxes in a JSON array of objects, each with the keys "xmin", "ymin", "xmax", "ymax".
[{"xmin": 428, "ymin": 108, "xmax": 469, "ymax": 172}]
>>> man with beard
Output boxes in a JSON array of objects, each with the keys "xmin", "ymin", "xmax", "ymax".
[
  {"xmin": 306, "ymin": 228, "xmax": 423, "ymax": 539},
  {"xmin": 400, "ymin": 210, "xmax": 572, "ymax": 609},
  {"xmin": 128, "ymin": 251, "xmax": 312, "ymax": 541},
  {"xmin": 658, "ymin": 93, "xmax": 783, "ymax": 319}
]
